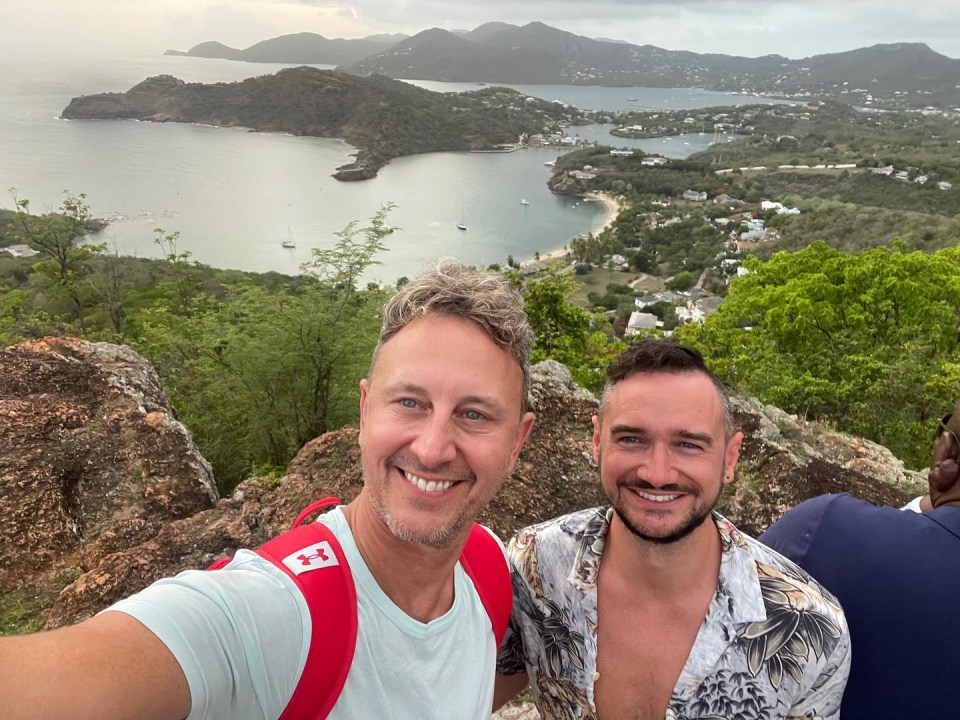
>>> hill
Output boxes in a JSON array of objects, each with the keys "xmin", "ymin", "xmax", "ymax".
[
  {"xmin": 164, "ymin": 31, "xmax": 398, "ymax": 66},
  {"xmin": 339, "ymin": 23, "xmax": 960, "ymax": 108},
  {"xmin": 59, "ymin": 68, "xmax": 587, "ymax": 180}
]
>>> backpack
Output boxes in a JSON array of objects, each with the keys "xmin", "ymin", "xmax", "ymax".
[{"xmin": 208, "ymin": 497, "xmax": 512, "ymax": 720}]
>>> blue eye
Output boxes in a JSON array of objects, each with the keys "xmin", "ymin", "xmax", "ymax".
[
  {"xmin": 400, "ymin": 398, "xmax": 418, "ymax": 409},
  {"xmin": 463, "ymin": 410, "xmax": 483, "ymax": 421}
]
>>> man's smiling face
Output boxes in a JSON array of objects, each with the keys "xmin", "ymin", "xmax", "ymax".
[
  {"xmin": 358, "ymin": 314, "xmax": 534, "ymax": 548},
  {"xmin": 593, "ymin": 370, "xmax": 742, "ymax": 545}
]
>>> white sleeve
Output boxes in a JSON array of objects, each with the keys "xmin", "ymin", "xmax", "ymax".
[
  {"xmin": 901, "ymin": 496, "xmax": 924, "ymax": 513},
  {"xmin": 104, "ymin": 550, "xmax": 310, "ymax": 720}
]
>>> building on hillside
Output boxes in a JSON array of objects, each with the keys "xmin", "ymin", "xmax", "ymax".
[
  {"xmin": 609, "ymin": 149, "xmax": 634, "ymax": 157},
  {"xmin": 635, "ymin": 291, "xmax": 684, "ymax": 309},
  {"xmin": 1, "ymin": 244, "xmax": 39, "ymax": 258},
  {"xmin": 682, "ymin": 189, "xmax": 707, "ymax": 202},
  {"xmin": 624, "ymin": 311, "xmax": 660, "ymax": 336},
  {"xmin": 641, "ymin": 156, "xmax": 668, "ymax": 166},
  {"xmin": 714, "ymin": 193, "xmax": 741, "ymax": 204}
]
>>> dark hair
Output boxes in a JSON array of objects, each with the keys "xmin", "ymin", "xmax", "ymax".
[{"xmin": 601, "ymin": 339, "xmax": 735, "ymax": 438}]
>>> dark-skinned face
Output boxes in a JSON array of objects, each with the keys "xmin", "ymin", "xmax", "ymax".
[{"xmin": 929, "ymin": 401, "xmax": 960, "ymax": 508}]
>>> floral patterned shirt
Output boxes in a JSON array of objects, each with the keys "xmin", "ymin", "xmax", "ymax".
[{"xmin": 497, "ymin": 507, "xmax": 851, "ymax": 720}]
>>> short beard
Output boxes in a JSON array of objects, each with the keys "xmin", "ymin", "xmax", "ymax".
[{"xmin": 612, "ymin": 499, "xmax": 712, "ymax": 545}]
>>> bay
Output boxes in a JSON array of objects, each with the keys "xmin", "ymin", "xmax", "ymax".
[{"xmin": 0, "ymin": 48, "xmax": 786, "ymax": 283}]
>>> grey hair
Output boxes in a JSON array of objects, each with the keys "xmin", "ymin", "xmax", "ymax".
[
  {"xmin": 371, "ymin": 258, "xmax": 533, "ymax": 410},
  {"xmin": 599, "ymin": 339, "xmax": 736, "ymax": 440}
]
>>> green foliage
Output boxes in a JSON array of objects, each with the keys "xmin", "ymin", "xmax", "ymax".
[
  {"xmin": 522, "ymin": 270, "xmax": 625, "ymax": 392},
  {"xmin": 679, "ymin": 241, "xmax": 960, "ymax": 468},
  {"xmin": 133, "ymin": 207, "xmax": 393, "ymax": 493},
  {"xmin": 666, "ymin": 271, "xmax": 698, "ymax": 292},
  {"xmin": 0, "ymin": 590, "xmax": 47, "ymax": 636},
  {"xmin": 8, "ymin": 190, "xmax": 105, "ymax": 333}
]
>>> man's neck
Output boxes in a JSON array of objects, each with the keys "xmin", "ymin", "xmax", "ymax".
[
  {"xmin": 603, "ymin": 514, "xmax": 723, "ymax": 599},
  {"xmin": 342, "ymin": 494, "xmax": 466, "ymax": 623}
]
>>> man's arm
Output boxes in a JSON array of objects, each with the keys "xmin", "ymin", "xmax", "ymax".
[
  {"xmin": 0, "ymin": 611, "xmax": 191, "ymax": 720},
  {"xmin": 790, "ymin": 622, "xmax": 852, "ymax": 720},
  {"xmin": 493, "ymin": 671, "xmax": 529, "ymax": 711}
]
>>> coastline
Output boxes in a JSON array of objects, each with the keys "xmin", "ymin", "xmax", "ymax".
[{"xmin": 523, "ymin": 191, "xmax": 623, "ymax": 266}]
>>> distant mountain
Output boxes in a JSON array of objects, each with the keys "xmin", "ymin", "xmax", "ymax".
[
  {"xmin": 164, "ymin": 41, "xmax": 241, "ymax": 59},
  {"xmin": 342, "ymin": 22, "xmax": 960, "ymax": 107},
  {"xmin": 60, "ymin": 68, "xmax": 579, "ymax": 180},
  {"xmin": 166, "ymin": 21, "xmax": 960, "ymax": 107},
  {"xmin": 164, "ymin": 32, "xmax": 398, "ymax": 66}
]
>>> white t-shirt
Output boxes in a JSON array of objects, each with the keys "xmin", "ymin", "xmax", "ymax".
[{"xmin": 106, "ymin": 507, "xmax": 500, "ymax": 720}]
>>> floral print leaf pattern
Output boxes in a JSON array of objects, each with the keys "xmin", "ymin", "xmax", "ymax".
[{"xmin": 497, "ymin": 507, "xmax": 851, "ymax": 720}]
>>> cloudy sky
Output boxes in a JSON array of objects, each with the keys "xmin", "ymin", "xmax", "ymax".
[{"xmin": 5, "ymin": 0, "xmax": 960, "ymax": 60}]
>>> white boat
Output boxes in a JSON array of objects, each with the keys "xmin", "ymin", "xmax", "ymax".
[
  {"xmin": 457, "ymin": 223, "xmax": 467, "ymax": 231},
  {"xmin": 281, "ymin": 227, "xmax": 296, "ymax": 248},
  {"xmin": 520, "ymin": 198, "xmax": 530, "ymax": 205}
]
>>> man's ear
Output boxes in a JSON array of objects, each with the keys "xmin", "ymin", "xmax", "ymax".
[
  {"xmin": 505, "ymin": 412, "xmax": 536, "ymax": 474},
  {"xmin": 592, "ymin": 415, "xmax": 602, "ymax": 465},
  {"xmin": 723, "ymin": 431, "xmax": 744, "ymax": 486},
  {"xmin": 358, "ymin": 378, "xmax": 370, "ymax": 440}
]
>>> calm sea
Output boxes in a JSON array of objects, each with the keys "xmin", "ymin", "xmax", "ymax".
[{"xmin": 0, "ymin": 48, "xmax": 789, "ymax": 283}]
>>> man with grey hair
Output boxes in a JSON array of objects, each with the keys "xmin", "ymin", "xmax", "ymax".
[
  {"xmin": 0, "ymin": 258, "xmax": 536, "ymax": 720},
  {"xmin": 495, "ymin": 338, "xmax": 851, "ymax": 720}
]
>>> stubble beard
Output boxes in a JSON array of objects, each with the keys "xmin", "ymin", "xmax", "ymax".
[{"xmin": 366, "ymin": 454, "xmax": 502, "ymax": 549}]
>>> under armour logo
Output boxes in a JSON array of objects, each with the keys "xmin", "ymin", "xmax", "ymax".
[
  {"xmin": 296, "ymin": 548, "xmax": 329, "ymax": 565},
  {"xmin": 282, "ymin": 540, "xmax": 339, "ymax": 575}
]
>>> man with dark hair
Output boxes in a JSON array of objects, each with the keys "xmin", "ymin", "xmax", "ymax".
[
  {"xmin": 0, "ymin": 259, "xmax": 536, "ymax": 720},
  {"xmin": 760, "ymin": 401, "xmax": 960, "ymax": 719},
  {"xmin": 495, "ymin": 339, "xmax": 851, "ymax": 720}
]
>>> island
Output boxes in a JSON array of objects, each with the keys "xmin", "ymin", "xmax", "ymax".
[{"xmin": 61, "ymin": 68, "xmax": 595, "ymax": 181}]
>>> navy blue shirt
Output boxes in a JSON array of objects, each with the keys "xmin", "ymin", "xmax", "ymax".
[{"xmin": 760, "ymin": 493, "xmax": 960, "ymax": 720}]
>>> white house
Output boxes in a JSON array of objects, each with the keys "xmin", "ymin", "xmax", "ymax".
[{"xmin": 624, "ymin": 312, "xmax": 660, "ymax": 336}]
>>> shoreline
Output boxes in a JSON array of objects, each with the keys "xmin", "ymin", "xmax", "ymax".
[{"xmin": 522, "ymin": 191, "xmax": 623, "ymax": 267}]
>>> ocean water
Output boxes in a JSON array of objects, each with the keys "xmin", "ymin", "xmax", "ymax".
[{"xmin": 0, "ymin": 48, "xmax": 785, "ymax": 283}]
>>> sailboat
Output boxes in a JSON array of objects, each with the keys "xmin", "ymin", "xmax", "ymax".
[
  {"xmin": 457, "ymin": 208, "xmax": 467, "ymax": 231},
  {"xmin": 281, "ymin": 227, "xmax": 296, "ymax": 248},
  {"xmin": 520, "ymin": 198, "xmax": 530, "ymax": 205}
]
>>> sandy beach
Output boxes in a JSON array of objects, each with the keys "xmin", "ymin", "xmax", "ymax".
[{"xmin": 523, "ymin": 191, "xmax": 623, "ymax": 266}]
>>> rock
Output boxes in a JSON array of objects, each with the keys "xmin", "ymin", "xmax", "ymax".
[
  {"xmin": 492, "ymin": 702, "xmax": 540, "ymax": 720},
  {"xmin": 0, "ymin": 338, "xmax": 217, "ymax": 599}
]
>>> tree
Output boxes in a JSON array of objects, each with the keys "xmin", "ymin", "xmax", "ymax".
[
  {"xmin": 522, "ymin": 270, "xmax": 624, "ymax": 392},
  {"xmin": 9, "ymin": 190, "xmax": 104, "ymax": 333},
  {"xmin": 679, "ymin": 240, "xmax": 960, "ymax": 468},
  {"xmin": 134, "ymin": 206, "xmax": 394, "ymax": 491},
  {"xmin": 667, "ymin": 271, "xmax": 697, "ymax": 292}
]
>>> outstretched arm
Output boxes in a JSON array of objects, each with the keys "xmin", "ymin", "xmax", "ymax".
[{"xmin": 0, "ymin": 611, "xmax": 190, "ymax": 720}]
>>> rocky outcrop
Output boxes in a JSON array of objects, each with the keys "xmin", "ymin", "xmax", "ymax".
[
  {"xmin": 0, "ymin": 338, "xmax": 217, "ymax": 599},
  {"xmin": 0, "ymin": 340, "xmax": 923, "ymax": 634}
]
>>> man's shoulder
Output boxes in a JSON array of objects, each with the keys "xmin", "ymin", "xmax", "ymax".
[
  {"xmin": 761, "ymin": 492, "xmax": 875, "ymax": 543},
  {"xmin": 511, "ymin": 506, "xmax": 608, "ymax": 546}
]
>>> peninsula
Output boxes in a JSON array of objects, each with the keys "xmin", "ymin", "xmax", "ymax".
[{"xmin": 61, "ymin": 68, "xmax": 592, "ymax": 180}]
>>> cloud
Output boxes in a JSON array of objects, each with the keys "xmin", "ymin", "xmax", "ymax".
[{"xmin": 3, "ymin": 0, "xmax": 960, "ymax": 60}]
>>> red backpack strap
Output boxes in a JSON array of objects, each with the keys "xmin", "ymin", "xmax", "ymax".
[
  {"xmin": 460, "ymin": 524, "xmax": 512, "ymax": 647},
  {"xmin": 290, "ymin": 496, "xmax": 342, "ymax": 528},
  {"xmin": 208, "ymin": 498, "xmax": 355, "ymax": 720}
]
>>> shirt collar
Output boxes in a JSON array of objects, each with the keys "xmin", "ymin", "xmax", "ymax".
[{"xmin": 568, "ymin": 506, "xmax": 766, "ymax": 624}]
